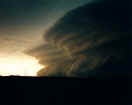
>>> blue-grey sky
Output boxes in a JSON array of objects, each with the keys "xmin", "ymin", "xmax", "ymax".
[{"xmin": 0, "ymin": 0, "xmax": 92, "ymax": 56}]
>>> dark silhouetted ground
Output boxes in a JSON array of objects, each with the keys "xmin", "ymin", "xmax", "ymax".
[{"xmin": 0, "ymin": 73, "xmax": 131, "ymax": 105}]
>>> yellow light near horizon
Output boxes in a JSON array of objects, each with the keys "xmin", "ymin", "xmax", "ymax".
[{"xmin": 0, "ymin": 54, "xmax": 44, "ymax": 76}]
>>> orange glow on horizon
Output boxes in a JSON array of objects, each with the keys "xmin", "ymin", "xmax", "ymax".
[{"xmin": 0, "ymin": 54, "xmax": 44, "ymax": 76}]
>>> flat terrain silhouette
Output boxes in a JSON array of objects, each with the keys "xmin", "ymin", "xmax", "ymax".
[{"xmin": 0, "ymin": 74, "xmax": 130, "ymax": 104}]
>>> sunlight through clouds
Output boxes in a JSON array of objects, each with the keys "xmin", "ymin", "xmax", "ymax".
[{"xmin": 0, "ymin": 53, "xmax": 44, "ymax": 76}]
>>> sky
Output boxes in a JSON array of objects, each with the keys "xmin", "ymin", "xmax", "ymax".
[
  {"xmin": 0, "ymin": 0, "xmax": 94, "ymax": 76},
  {"xmin": 0, "ymin": 0, "xmax": 129, "ymax": 77},
  {"xmin": 0, "ymin": 0, "xmax": 92, "ymax": 56}
]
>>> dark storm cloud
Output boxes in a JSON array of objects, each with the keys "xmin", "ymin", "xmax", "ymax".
[{"xmin": 27, "ymin": 0, "xmax": 131, "ymax": 77}]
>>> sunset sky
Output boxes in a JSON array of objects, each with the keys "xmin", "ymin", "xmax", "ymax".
[
  {"xmin": 0, "ymin": 0, "xmax": 91, "ymax": 55},
  {"xmin": 0, "ymin": 0, "xmax": 91, "ymax": 76}
]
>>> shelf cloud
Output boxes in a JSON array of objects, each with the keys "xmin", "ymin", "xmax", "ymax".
[{"xmin": 27, "ymin": 0, "xmax": 131, "ymax": 78}]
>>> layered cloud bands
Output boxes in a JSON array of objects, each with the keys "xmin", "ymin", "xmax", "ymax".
[{"xmin": 27, "ymin": 0, "xmax": 131, "ymax": 78}]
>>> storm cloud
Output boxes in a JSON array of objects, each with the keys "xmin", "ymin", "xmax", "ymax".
[{"xmin": 27, "ymin": 0, "xmax": 131, "ymax": 78}]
